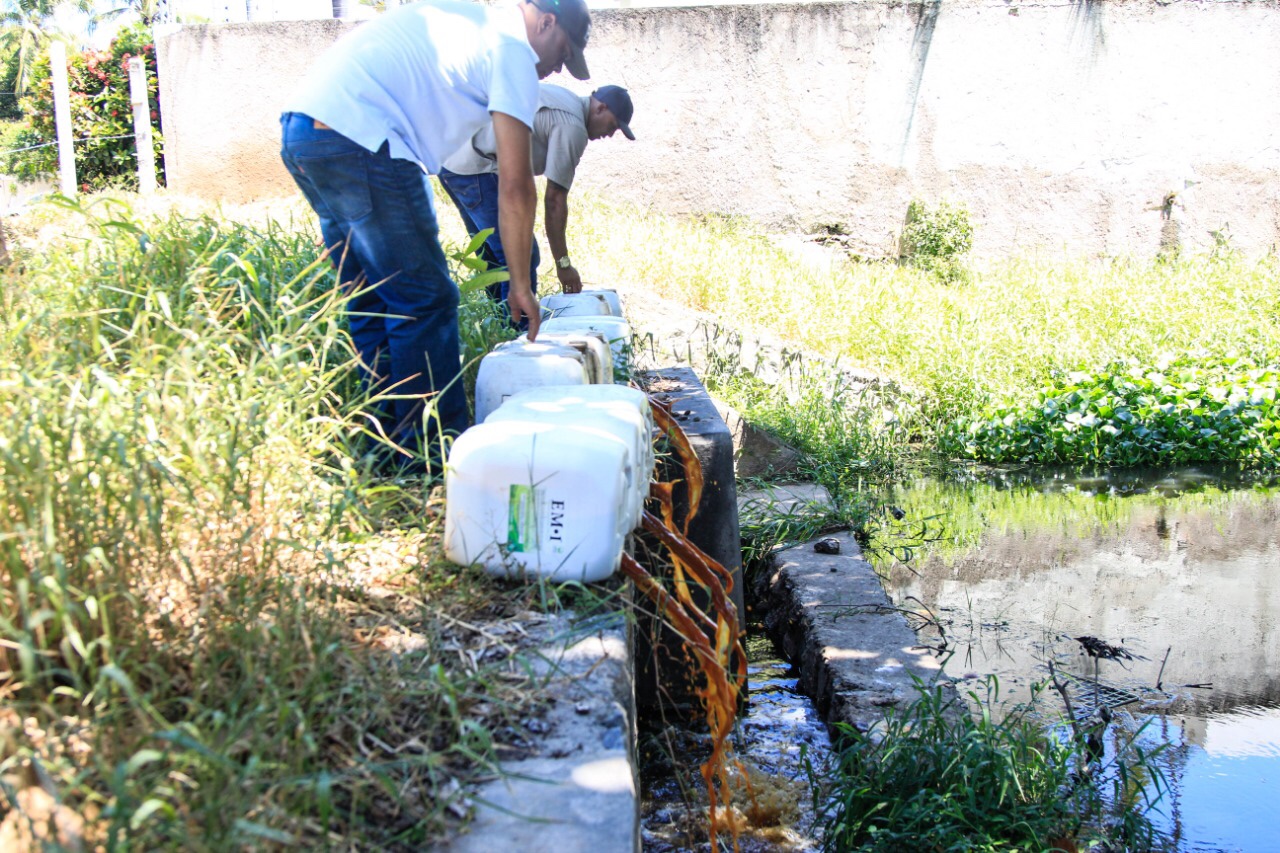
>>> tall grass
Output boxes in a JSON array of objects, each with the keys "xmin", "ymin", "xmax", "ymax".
[
  {"xmin": 571, "ymin": 193, "xmax": 1280, "ymax": 452},
  {"xmin": 0, "ymin": 196, "xmax": 535, "ymax": 847}
]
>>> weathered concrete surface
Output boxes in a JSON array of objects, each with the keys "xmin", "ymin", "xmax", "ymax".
[
  {"xmin": 633, "ymin": 367, "xmax": 747, "ymax": 711},
  {"xmin": 435, "ymin": 612, "xmax": 638, "ymax": 853},
  {"xmin": 155, "ymin": 18, "xmax": 352, "ymax": 201},
  {"xmin": 762, "ymin": 531, "xmax": 950, "ymax": 731},
  {"xmin": 738, "ymin": 481, "xmax": 832, "ymax": 518},
  {"xmin": 637, "ymin": 367, "xmax": 746, "ymax": 622},
  {"xmin": 711, "ymin": 396, "xmax": 803, "ymax": 480},
  {"xmin": 157, "ymin": 0, "xmax": 1280, "ymax": 257}
]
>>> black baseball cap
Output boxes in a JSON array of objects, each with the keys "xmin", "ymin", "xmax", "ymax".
[
  {"xmin": 592, "ymin": 85, "xmax": 635, "ymax": 140},
  {"xmin": 531, "ymin": 0, "xmax": 591, "ymax": 80}
]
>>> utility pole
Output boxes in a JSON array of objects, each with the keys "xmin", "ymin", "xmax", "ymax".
[
  {"xmin": 50, "ymin": 41, "xmax": 77, "ymax": 196},
  {"xmin": 127, "ymin": 57, "xmax": 157, "ymax": 195}
]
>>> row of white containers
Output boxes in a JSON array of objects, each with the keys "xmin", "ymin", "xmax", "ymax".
[{"xmin": 444, "ymin": 289, "xmax": 651, "ymax": 582}]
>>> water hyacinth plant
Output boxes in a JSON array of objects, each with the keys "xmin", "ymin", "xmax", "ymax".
[{"xmin": 957, "ymin": 354, "xmax": 1280, "ymax": 466}]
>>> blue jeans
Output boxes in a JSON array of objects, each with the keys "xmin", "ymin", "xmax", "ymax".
[
  {"xmin": 437, "ymin": 168, "xmax": 540, "ymax": 307},
  {"xmin": 279, "ymin": 112, "xmax": 468, "ymax": 459}
]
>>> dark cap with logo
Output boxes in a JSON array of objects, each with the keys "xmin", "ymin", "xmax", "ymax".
[
  {"xmin": 531, "ymin": 0, "xmax": 592, "ymax": 80},
  {"xmin": 591, "ymin": 85, "xmax": 634, "ymax": 140}
]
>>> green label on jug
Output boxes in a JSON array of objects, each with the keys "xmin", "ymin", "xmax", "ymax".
[{"xmin": 507, "ymin": 484, "xmax": 537, "ymax": 553}]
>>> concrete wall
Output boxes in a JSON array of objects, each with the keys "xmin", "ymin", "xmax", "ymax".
[{"xmin": 156, "ymin": 0, "xmax": 1280, "ymax": 258}]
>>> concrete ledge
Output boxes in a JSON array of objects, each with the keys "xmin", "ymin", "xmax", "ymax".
[
  {"xmin": 738, "ymin": 482, "xmax": 833, "ymax": 519},
  {"xmin": 634, "ymin": 367, "xmax": 746, "ymax": 711},
  {"xmin": 436, "ymin": 611, "xmax": 637, "ymax": 853},
  {"xmin": 761, "ymin": 532, "xmax": 951, "ymax": 732},
  {"xmin": 637, "ymin": 367, "xmax": 744, "ymax": 603}
]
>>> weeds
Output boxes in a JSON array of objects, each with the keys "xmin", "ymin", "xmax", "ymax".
[
  {"xmin": 690, "ymin": 323, "xmax": 913, "ymax": 486},
  {"xmin": 0, "ymin": 194, "xmax": 547, "ymax": 847},
  {"xmin": 817, "ymin": 677, "xmax": 1165, "ymax": 853},
  {"xmin": 570, "ymin": 192, "xmax": 1280, "ymax": 466},
  {"xmin": 899, "ymin": 198, "xmax": 973, "ymax": 284}
]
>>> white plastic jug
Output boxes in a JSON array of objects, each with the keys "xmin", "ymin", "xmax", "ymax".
[
  {"xmin": 582, "ymin": 288, "xmax": 623, "ymax": 318},
  {"xmin": 540, "ymin": 316, "xmax": 633, "ymax": 380},
  {"xmin": 485, "ymin": 384, "xmax": 654, "ymax": 530},
  {"xmin": 518, "ymin": 331, "xmax": 613, "ymax": 384},
  {"xmin": 444, "ymin": 421, "xmax": 633, "ymax": 582},
  {"xmin": 474, "ymin": 341, "xmax": 588, "ymax": 423},
  {"xmin": 540, "ymin": 292, "xmax": 611, "ymax": 318}
]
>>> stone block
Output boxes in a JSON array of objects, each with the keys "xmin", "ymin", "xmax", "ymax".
[{"xmin": 760, "ymin": 532, "xmax": 953, "ymax": 732}]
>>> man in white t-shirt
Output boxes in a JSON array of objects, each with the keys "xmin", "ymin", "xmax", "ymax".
[
  {"xmin": 438, "ymin": 84, "xmax": 634, "ymax": 314},
  {"xmin": 280, "ymin": 0, "xmax": 591, "ymax": 473}
]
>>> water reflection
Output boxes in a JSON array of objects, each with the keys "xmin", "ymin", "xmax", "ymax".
[{"xmin": 876, "ymin": 465, "xmax": 1280, "ymax": 853}]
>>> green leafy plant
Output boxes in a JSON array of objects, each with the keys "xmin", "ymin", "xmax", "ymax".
[
  {"xmin": 900, "ymin": 199, "xmax": 973, "ymax": 284},
  {"xmin": 818, "ymin": 678, "xmax": 1165, "ymax": 853},
  {"xmin": 691, "ymin": 323, "xmax": 915, "ymax": 489},
  {"xmin": 956, "ymin": 354, "xmax": 1280, "ymax": 467},
  {"xmin": 13, "ymin": 22, "xmax": 162, "ymax": 189},
  {"xmin": 449, "ymin": 227, "xmax": 521, "ymax": 415}
]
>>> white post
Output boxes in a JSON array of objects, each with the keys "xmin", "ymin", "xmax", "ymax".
[
  {"xmin": 49, "ymin": 41, "xmax": 77, "ymax": 197},
  {"xmin": 127, "ymin": 57, "xmax": 157, "ymax": 195}
]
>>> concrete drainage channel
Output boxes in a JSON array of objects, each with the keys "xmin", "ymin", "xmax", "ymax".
[{"xmin": 436, "ymin": 368, "xmax": 944, "ymax": 852}]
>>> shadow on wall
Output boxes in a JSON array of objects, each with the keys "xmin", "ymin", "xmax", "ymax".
[
  {"xmin": 1070, "ymin": 0, "xmax": 1108, "ymax": 62},
  {"xmin": 901, "ymin": 0, "xmax": 943, "ymax": 166}
]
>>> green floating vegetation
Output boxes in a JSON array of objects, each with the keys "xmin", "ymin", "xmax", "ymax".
[{"xmin": 958, "ymin": 355, "xmax": 1280, "ymax": 467}]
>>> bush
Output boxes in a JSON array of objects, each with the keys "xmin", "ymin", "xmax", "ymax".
[
  {"xmin": 0, "ymin": 119, "xmax": 25, "ymax": 156},
  {"xmin": 13, "ymin": 22, "xmax": 163, "ymax": 190},
  {"xmin": 900, "ymin": 199, "xmax": 973, "ymax": 284},
  {"xmin": 0, "ymin": 119, "xmax": 49, "ymax": 181},
  {"xmin": 0, "ymin": 45, "xmax": 23, "ymax": 121},
  {"xmin": 956, "ymin": 354, "xmax": 1280, "ymax": 467}
]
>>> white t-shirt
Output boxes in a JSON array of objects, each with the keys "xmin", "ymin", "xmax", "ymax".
[
  {"xmin": 288, "ymin": 0, "xmax": 540, "ymax": 175},
  {"xmin": 442, "ymin": 83, "xmax": 589, "ymax": 190}
]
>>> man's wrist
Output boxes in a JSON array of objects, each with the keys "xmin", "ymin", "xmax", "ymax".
[{"xmin": 556, "ymin": 254, "xmax": 572, "ymax": 270}]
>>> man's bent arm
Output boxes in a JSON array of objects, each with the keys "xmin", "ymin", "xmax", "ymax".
[
  {"xmin": 492, "ymin": 111, "xmax": 540, "ymax": 338},
  {"xmin": 544, "ymin": 180, "xmax": 581, "ymax": 294}
]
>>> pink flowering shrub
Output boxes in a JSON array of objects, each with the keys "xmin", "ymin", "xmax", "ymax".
[{"xmin": 12, "ymin": 23, "xmax": 164, "ymax": 189}]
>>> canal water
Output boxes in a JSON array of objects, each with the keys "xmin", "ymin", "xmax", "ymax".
[
  {"xmin": 640, "ymin": 635, "xmax": 832, "ymax": 852},
  {"xmin": 875, "ymin": 465, "xmax": 1280, "ymax": 853}
]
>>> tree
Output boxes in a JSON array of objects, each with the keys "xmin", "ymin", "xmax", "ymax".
[
  {"xmin": 0, "ymin": 0, "xmax": 93, "ymax": 97},
  {"xmin": 12, "ymin": 21, "xmax": 164, "ymax": 189},
  {"xmin": 93, "ymin": 0, "xmax": 167, "ymax": 28},
  {"xmin": 0, "ymin": 42, "xmax": 24, "ymax": 118}
]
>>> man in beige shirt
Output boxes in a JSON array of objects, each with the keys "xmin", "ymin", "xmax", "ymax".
[{"xmin": 438, "ymin": 84, "xmax": 634, "ymax": 321}]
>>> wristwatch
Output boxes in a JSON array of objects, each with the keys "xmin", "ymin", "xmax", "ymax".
[{"xmin": 557, "ymin": 255, "xmax": 572, "ymax": 270}]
